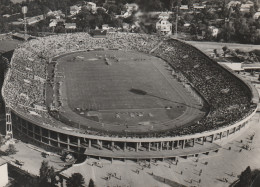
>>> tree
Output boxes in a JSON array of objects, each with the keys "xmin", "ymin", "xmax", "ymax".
[
  {"xmin": 49, "ymin": 166, "xmax": 57, "ymax": 186},
  {"xmin": 39, "ymin": 160, "xmax": 50, "ymax": 185},
  {"xmin": 213, "ymin": 49, "xmax": 218, "ymax": 57},
  {"xmin": 39, "ymin": 161, "xmax": 57, "ymax": 186},
  {"xmin": 237, "ymin": 166, "xmax": 252, "ymax": 187},
  {"xmin": 88, "ymin": 178, "xmax": 95, "ymax": 187},
  {"xmin": 222, "ymin": 46, "xmax": 229, "ymax": 57},
  {"xmin": 5, "ymin": 144, "xmax": 17, "ymax": 155},
  {"xmin": 66, "ymin": 173, "xmax": 85, "ymax": 187}
]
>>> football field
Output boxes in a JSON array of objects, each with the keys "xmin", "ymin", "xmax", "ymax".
[{"xmin": 55, "ymin": 50, "xmax": 204, "ymax": 133}]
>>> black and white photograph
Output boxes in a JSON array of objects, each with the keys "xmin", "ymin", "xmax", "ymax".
[{"xmin": 0, "ymin": 0, "xmax": 260, "ymax": 186}]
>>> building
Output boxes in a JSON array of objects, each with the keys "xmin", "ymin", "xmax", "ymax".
[
  {"xmin": 125, "ymin": 3, "xmax": 139, "ymax": 11},
  {"xmin": 70, "ymin": 5, "xmax": 81, "ymax": 16},
  {"xmin": 193, "ymin": 3, "xmax": 206, "ymax": 9},
  {"xmin": 49, "ymin": 19, "xmax": 65, "ymax": 28},
  {"xmin": 158, "ymin": 12, "xmax": 170, "ymax": 20},
  {"xmin": 240, "ymin": 1, "xmax": 254, "ymax": 12},
  {"xmin": 0, "ymin": 158, "xmax": 8, "ymax": 187},
  {"xmin": 156, "ymin": 19, "xmax": 172, "ymax": 35},
  {"xmin": 180, "ymin": 5, "xmax": 189, "ymax": 10},
  {"xmin": 65, "ymin": 23, "xmax": 76, "ymax": 30},
  {"xmin": 102, "ymin": 24, "xmax": 109, "ymax": 30},
  {"xmin": 208, "ymin": 26, "xmax": 219, "ymax": 37},
  {"xmin": 2, "ymin": 14, "xmax": 11, "ymax": 18},
  {"xmin": 26, "ymin": 15, "xmax": 44, "ymax": 25},
  {"xmin": 227, "ymin": 1, "xmax": 241, "ymax": 9},
  {"xmin": 87, "ymin": 2, "xmax": 96, "ymax": 12},
  {"xmin": 253, "ymin": 12, "xmax": 260, "ymax": 19},
  {"xmin": 47, "ymin": 10, "xmax": 65, "ymax": 19}
]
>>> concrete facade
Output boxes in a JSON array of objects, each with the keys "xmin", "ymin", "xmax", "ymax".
[{"xmin": 0, "ymin": 159, "xmax": 8, "ymax": 187}]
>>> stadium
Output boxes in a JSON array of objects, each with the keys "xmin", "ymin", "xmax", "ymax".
[{"xmin": 2, "ymin": 32, "xmax": 259, "ymax": 160}]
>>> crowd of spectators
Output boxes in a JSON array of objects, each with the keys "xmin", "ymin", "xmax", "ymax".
[
  {"xmin": 2, "ymin": 32, "xmax": 256, "ymax": 138},
  {"xmin": 152, "ymin": 39, "xmax": 256, "ymax": 136}
]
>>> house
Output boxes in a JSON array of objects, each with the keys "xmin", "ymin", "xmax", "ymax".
[
  {"xmin": 47, "ymin": 10, "xmax": 65, "ymax": 19},
  {"xmin": 240, "ymin": 1, "xmax": 254, "ymax": 12},
  {"xmin": 102, "ymin": 24, "xmax": 109, "ymax": 30},
  {"xmin": 180, "ymin": 5, "xmax": 189, "ymax": 10},
  {"xmin": 0, "ymin": 158, "xmax": 8, "ymax": 187},
  {"xmin": 227, "ymin": 1, "xmax": 241, "ymax": 8},
  {"xmin": 49, "ymin": 20, "xmax": 57, "ymax": 27},
  {"xmin": 87, "ymin": 2, "xmax": 96, "ymax": 12},
  {"xmin": 193, "ymin": 3, "xmax": 206, "ymax": 9},
  {"xmin": 184, "ymin": 23, "xmax": 190, "ymax": 27},
  {"xmin": 158, "ymin": 12, "xmax": 170, "ymax": 20},
  {"xmin": 122, "ymin": 23, "xmax": 130, "ymax": 30},
  {"xmin": 253, "ymin": 12, "xmax": 260, "ymax": 19},
  {"xmin": 70, "ymin": 5, "xmax": 81, "ymax": 16},
  {"xmin": 2, "ymin": 14, "xmax": 11, "ymax": 18},
  {"xmin": 65, "ymin": 23, "xmax": 76, "ymax": 29},
  {"xmin": 49, "ymin": 19, "xmax": 65, "ymax": 28},
  {"xmin": 26, "ymin": 15, "xmax": 44, "ymax": 25},
  {"xmin": 125, "ymin": 3, "xmax": 139, "ymax": 11},
  {"xmin": 208, "ymin": 26, "xmax": 219, "ymax": 37},
  {"xmin": 156, "ymin": 19, "xmax": 172, "ymax": 35}
]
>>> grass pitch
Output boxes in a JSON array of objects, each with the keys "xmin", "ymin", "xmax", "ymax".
[{"xmin": 55, "ymin": 50, "xmax": 203, "ymax": 133}]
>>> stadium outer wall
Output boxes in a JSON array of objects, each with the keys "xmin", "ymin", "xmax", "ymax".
[{"xmin": 1, "ymin": 43, "xmax": 259, "ymax": 160}]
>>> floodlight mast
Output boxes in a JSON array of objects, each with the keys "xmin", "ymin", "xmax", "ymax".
[
  {"xmin": 22, "ymin": 6, "xmax": 28, "ymax": 40},
  {"xmin": 175, "ymin": 5, "xmax": 178, "ymax": 38}
]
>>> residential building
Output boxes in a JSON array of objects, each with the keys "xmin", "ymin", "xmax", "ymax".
[
  {"xmin": 26, "ymin": 15, "xmax": 44, "ymax": 25},
  {"xmin": 65, "ymin": 23, "xmax": 76, "ymax": 30},
  {"xmin": 193, "ymin": 3, "xmax": 206, "ymax": 9},
  {"xmin": 125, "ymin": 3, "xmax": 139, "ymax": 11},
  {"xmin": 156, "ymin": 19, "xmax": 172, "ymax": 35},
  {"xmin": 70, "ymin": 5, "xmax": 81, "ymax": 16},
  {"xmin": 253, "ymin": 12, "xmax": 260, "ymax": 19},
  {"xmin": 87, "ymin": 2, "xmax": 96, "ymax": 12},
  {"xmin": 227, "ymin": 1, "xmax": 241, "ymax": 9},
  {"xmin": 158, "ymin": 12, "xmax": 170, "ymax": 20},
  {"xmin": 240, "ymin": 1, "xmax": 254, "ymax": 12},
  {"xmin": 102, "ymin": 24, "xmax": 109, "ymax": 30},
  {"xmin": 49, "ymin": 19, "xmax": 65, "ymax": 28},
  {"xmin": 47, "ymin": 10, "xmax": 65, "ymax": 19},
  {"xmin": 208, "ymin": 26, "xmax": 219, "ymax": 37},
  {"xmin": 180, "ymin": 5, "xmax": 189, "ymax": 10}
]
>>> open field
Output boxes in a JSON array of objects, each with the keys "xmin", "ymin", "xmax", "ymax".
[{"xmin": 54, "ymin": 50, "xmax": 204, "ymax": 133}]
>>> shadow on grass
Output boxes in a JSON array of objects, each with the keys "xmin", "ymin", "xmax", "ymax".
[{"xmin": 147, "ymin": 172, "xmax": 187, "ymax": 187}]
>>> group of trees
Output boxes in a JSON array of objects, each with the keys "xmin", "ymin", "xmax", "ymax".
[
  {"xmin": 39, "ymin": 161, "xmax": 57, "ymax": 186},
  {"xmin": 5, "ymin": 144, "xmax": 18, "ymax": 155},
  {"xmin": 39, "ymin": 160, "xmax": 95, "ymax": 187},
  {"xmin": 235, "ymin": 166, "xmax": 260, "ymax": 187}
]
